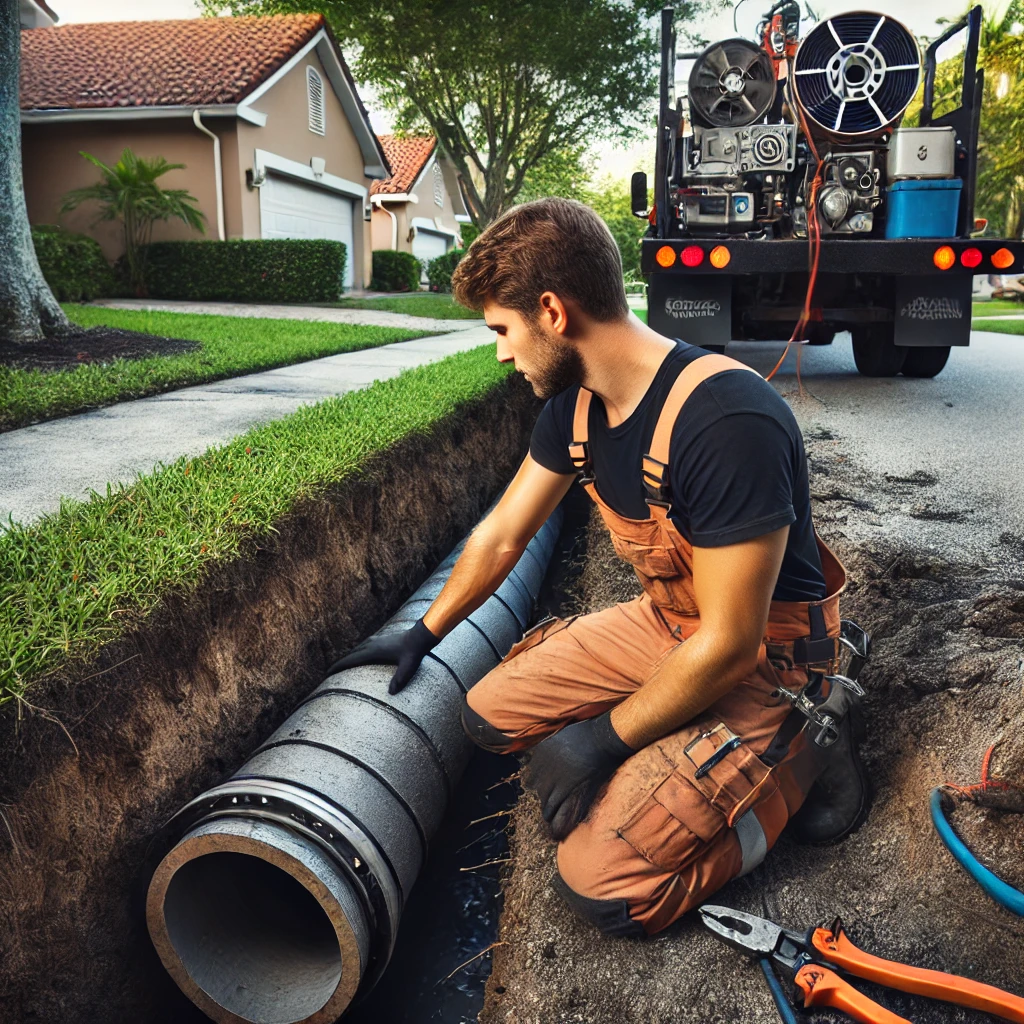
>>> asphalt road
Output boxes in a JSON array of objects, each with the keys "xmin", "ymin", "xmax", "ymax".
[{"xmin": 727, "ymin": 328, "xmax": 1024, "ymax": 566}]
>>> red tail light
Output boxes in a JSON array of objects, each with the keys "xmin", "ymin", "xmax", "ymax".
[
  {"xmin": 681, "ymin": 245, "xmax": 705, "ymax": 267},
  {"xmin": 960, "ymin": 247, "xmax": 982, "ymax": 268}
]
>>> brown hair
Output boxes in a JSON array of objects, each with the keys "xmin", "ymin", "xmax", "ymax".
[{"xmin": 451, "ymin": 197, "xmax": 629, "ymax": 322}]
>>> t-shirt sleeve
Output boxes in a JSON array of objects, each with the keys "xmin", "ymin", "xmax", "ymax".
[
  {"xmin": 676, "ymin": 412, "xmax": 798, "ymax": 547},
  {"xmin": 528, "ymin": 392, "xmax": 577, "ymax": 475}
]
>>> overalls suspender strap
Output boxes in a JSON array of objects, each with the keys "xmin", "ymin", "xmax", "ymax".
[{"xmin": 568, "ymin": 353, "xmax": 758, "ymax": 511}]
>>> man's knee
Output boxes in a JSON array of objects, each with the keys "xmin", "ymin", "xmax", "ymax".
[
  {"xmin": 461, "ymin": 696, "xmax": 518, "ymax": 753},
  {"xmin": 551, "ymin": 871, "xmax": 646, "ymax": 938}
]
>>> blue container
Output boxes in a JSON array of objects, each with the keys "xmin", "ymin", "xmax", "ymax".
[{"xmin": 885, "ymin": 178, "xmax": 962, "ymax": 239}]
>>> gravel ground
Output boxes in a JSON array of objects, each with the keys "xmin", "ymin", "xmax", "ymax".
[{"xmin": 482, "ymin": 421, "xmax": 1024, "ymax": 1024}]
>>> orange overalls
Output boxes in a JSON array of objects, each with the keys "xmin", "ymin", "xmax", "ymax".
[{"xmin": 465, "ymin": 352, "xmax": 848, "ymax": 936}]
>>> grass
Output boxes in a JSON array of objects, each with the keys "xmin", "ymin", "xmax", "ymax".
[
  {"xmin": 971, "ymin": 318, "xmax": 1024, "ymax": 335},
  {"xmin": 332, "ymin": 294, "xmax": 482, "ymax": 319},
  {"xmin": 0, "ymin": 305, "xmax": 431, "ymax": 433},
  {"xmin": 0, "ymin": 343, "xmax": 511, "ymax": 706},
  {"xmin": 972, "ymin": 298, "xmax": 1024, "ymax": 316}
]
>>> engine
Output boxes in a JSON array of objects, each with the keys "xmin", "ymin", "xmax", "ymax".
[{"xmin": 666, "ymin": 6, "xmax": 958, "ymax": 241}]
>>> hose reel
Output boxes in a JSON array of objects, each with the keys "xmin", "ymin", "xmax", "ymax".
[{"xmin": 791, "ymin": 12, "xmax": 921, "ymax": 139}]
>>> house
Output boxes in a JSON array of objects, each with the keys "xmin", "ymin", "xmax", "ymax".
[
  {"xmin": 371, "ymin": 135, "xmax": 471, "ymax": 275},
  {"xmin": 19, "ymin": 13, "xmax": 389, "ymax": 290}
]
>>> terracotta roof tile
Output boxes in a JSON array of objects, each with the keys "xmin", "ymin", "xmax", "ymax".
[
  {"xmin": 371, "ymin": 135, "xmax": 437, "ymax": 195},
  {"xmin": 20, "ymin": 14, "xmax": 324, "ymax": 110}
]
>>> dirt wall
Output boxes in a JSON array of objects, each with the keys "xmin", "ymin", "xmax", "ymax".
[
  {"xmin": 483, "ymin": 430, "xmax": 1024, "ymax": 1024},
  {"xmin": 0, "ymin": 374, "xmax": 540, "ymax": 1023}
]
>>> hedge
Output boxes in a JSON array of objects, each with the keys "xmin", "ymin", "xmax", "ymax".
[
  {"xmin": 0, "ymin": 342, "xmax": 510, "ymax": 704},
  {"xmin": 32, "ymin": 225, "xmax": 117, "ymax": 302},
  {"xmin": 460, "ymin": 223, "xmax": 480, "ymax": 247},
  {"xmin": 142, "ymin": 239, "xmax": 348, "ymax": 303},
  {"xmin": 426, "ymin": 248, "xmax": 465, "ymax": 292},
  {"xmin": 371, "ymin": 249, "xmax": 422, "ymax": 292}
]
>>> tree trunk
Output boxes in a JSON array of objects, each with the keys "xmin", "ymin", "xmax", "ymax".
[{"xmin": 0, "ymin": 0, "xmax": 69, "ymax": 344}]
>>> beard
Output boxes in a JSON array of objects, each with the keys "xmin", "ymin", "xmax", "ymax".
[{"xmin": 525, "ymin": 325, "xmax": 585, "ymax": 400}]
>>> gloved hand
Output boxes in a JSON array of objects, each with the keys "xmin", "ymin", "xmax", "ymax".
[
  {"xmin": 326, "ymin": 619, "xmax": 440, "ymax": 695},
  {"xmin": 522, "ymin": 710, "xmax": 634, "ymax": 841}
]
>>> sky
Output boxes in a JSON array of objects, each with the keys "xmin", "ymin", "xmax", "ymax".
[{"xmin": 52, "ymin": 0, "xmax": 982, "ymax": 179}]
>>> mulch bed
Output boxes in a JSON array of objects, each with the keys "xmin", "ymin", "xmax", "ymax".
[{"xmin": 0, "ymin": 327, "xmax": 200, "ymax": 373}]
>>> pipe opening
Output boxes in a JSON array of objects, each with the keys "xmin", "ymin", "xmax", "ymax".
[{"xmin": 163, "ymin": 851, "xmax": 342, "ymax": 1023}]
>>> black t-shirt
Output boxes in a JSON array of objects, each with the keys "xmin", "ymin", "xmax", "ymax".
[{"xmin": 529, "ymin": 341, "xmax": 826, "ymax": 602}]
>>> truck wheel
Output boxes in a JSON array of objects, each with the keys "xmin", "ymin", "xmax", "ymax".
[
  {"xmin": 901, "ymin": 346, "xmax": 951, "ymax": 378},
  {"xmin": 852, "ymin": 325, "xmax": 906, "ymax": 377},
  {"xmin": 805, "ymin": 324, "xmax": 835, "ymax": 346}
]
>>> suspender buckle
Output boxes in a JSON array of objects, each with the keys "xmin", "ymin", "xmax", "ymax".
[
  {"xmin": 641, "ymin": 453, "xmax": 671, "ymax": 509},
  {"xmin": 568, "ymin": 440, "xmax": 595, "ymax": 484}
]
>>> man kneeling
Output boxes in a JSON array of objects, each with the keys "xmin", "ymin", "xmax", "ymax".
[{"xmin": 332, "ymin": 198, "xmax": 868, "ymax": 937}]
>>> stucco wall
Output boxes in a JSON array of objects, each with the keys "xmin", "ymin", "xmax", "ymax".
[
  {"xmin": 21, "ymin": 118, "xmax": 228, "ymax": 260},
  {"xmin": 235, "ymin": 46, "xmax": 375, "ymax": 288}
]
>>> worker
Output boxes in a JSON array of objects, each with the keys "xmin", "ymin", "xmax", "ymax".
[{"xmin": 332, "ymin": 197, "xmax": 869, "ymax": 937}]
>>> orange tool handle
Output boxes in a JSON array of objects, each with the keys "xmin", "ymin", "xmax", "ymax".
[
  {"xmin": 811, "ymin": 926, "xmax": 1024, "ymax": 1024},
  {"xmin": 795, "ymin": 964, "xmax": 911, "ymax": 1024}
]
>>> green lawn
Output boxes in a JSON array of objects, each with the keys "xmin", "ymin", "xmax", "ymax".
[
  {"xmin": 972, "ymin": 298, "xmax": 1024, "ymax": 316},
  {"xmin": 0, "ymin": 343, "xmax": 510, "ymax": 705},
  {"xmin": 332, "ymin": 294, "xmax": 482, "ymax": 319},
  {"xmin": 971, "ymin": 318, "xmax": 1024, "ymax": 335},
  {"xmin": 0, "ymin": 306, "xmax": 430, "ymax": 433}
]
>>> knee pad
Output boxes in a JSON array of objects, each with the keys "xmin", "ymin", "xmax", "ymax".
[
  {"xmin": 461, "ymin": 699, "xmax": 517, "ymax": 753},
  {"xmin": 551, "ymin": 872, "xmax": 646, "ymax": 938}
]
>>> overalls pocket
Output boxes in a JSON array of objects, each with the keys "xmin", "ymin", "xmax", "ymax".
[
  {"xmin": 617, "ymin": 723, "xmax": 780, "ymax": 873},
  {"xmin": 499, "ymin": 614, "xmax": 580, "ymax": 667},
  {"xmin": 609, "ymin": 533, "xmax": 678, "ymax": 577}
]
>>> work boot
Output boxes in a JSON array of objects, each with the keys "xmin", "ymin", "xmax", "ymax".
[{"xmin": 788, "ymin": 701, "xmax": 871, "ymax": 845}]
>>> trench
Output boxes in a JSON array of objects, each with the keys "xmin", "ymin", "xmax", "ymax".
[{"xmin": 0, "ymin": 373, "xmax": 544, "ymax": 1023}]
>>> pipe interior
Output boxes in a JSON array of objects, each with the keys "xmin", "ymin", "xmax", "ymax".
[{"xmin": 163, "ymin": 851, "xmax": 343, "ymax": 1024}]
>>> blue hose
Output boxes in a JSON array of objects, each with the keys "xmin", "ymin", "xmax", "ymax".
[
  {"xmin": 760, "ymin": 957, "xmax": 799, "ymax": 1024},
  {"xmin": 930, "ymin": 787, "xmax": 1024, "ymax": 917}
]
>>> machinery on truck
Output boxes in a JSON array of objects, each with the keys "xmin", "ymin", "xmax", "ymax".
[{"xmin": 635, "ymin": 4, "xmax": 1024, "ymax": 377}]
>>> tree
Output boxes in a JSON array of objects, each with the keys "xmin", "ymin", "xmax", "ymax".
[
  {"xmin": 203, "ymin": 0, "xmax": 715, "ymax": 226},
  {"xmin": 906, "ymin": 0, "xmax": 1024, "ymax": 237},
  {"xmin": 60, "ymin": 149, "xmax": 206, "ymax": 296},
  {"xmin": 0, "ymin": 0, "xmax": 69, "ymax": 344}
]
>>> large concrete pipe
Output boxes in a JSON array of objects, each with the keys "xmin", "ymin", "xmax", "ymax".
[{"xmin": 146, "ymin": 507, "xmax": 562, "ymax": 1023}]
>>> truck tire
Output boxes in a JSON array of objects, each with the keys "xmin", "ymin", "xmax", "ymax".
[
  {"xmin": 852, "ymin": 325, "xmax": 906, "ymax": 377},
  {"xmin": 901, "ymin": 345, "xmax": 951, "ymax": 378},
  {"xmin": 805, "ymin": 324, "xmax": 835, "ymax": 346}
]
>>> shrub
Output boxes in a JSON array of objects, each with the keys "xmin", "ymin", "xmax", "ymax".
[
  {"xmin": 426, "ymin": 248, "xmax": 465, "ymax": 292},
  {"xmin": 31, "ymin": 225, "xmax": 116, "ymax": 301},
  {"xmin": 142, "ymin": 239, "xmax": 347, "ymax": 303},
  {"xmin": 459, "ymin": 223, "xmax": 480, "ymax": 247},
  {"xmin": 370, "ymin": 249, "xmax": 422, "ymax": 292}
]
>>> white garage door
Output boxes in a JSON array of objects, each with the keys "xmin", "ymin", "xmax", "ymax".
[
  {"xmin": 260, "ymin": 174, "xmax": 355, "ymax": 288},
  {"xmin": 412, "ymin": 229, "xmax": 450, "ymax": 279}
]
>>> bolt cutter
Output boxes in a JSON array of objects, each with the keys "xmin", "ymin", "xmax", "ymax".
[{"xmin": 699, "ymin": 905, "xmax": 1024, "ymax": 1023}]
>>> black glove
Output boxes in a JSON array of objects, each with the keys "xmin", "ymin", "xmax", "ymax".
[
  {"xmin": 326, "ymin": 618, "xmax": 440, "ymax": 695},
  {"xmin": 522, "ymin": 710, "xmax": 634, "ymax": 842}
]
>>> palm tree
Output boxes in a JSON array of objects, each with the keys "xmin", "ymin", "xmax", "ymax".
[{"xmin": 60, "ymin": 148, "xmax": 206, "ymax": 296}]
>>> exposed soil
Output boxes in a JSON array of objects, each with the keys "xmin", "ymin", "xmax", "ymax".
[
  {"xmin": 0, "ymin": 326, "xmax": 200, "ymax": 372},
  {"xmin": 483, "ymin": 432, "xmax": 1024, "ymax": 1024},
  {"xmin": 0, "ymin": 374, "xmax": 541, "ymax": 1024}
]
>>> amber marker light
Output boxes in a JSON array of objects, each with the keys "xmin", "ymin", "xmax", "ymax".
[
  {"xmin": 992, "ymin": 247, "xmax": 1015, "ymax": 270},
  {"xmin": 656, "ymin": 245, "xmax": 676, "ymax": 268},
  {"xmin": 960, "ymin": 247, "xmax": 982, "ymax": 268},
  {"xmin": 709, "ymin": 245, "xmax": 731, "ymax": 269},
  {"xmin": 933, "ymin": 245, "xmax": 956, "ymax": 271},
  {"xmin": 681, "ymin": 245, "xmax": 705, "ymax": 267}
]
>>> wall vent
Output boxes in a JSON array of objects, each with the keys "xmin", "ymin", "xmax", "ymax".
[{"xmin": 307, "ymin": 66, "xmax": 325, "ymax": 136}]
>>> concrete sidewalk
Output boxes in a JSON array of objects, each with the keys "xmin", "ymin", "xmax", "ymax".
[
  {"xmin": 91, "ymin": 297, "xmax": 483, "ymax": 334},
  {"xmin": 1, "ymin": 327, "xmax": 493, "ymax": 527}
]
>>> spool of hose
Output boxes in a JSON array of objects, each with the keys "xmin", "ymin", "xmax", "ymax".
[
  {"xmin": 688, "ymin": 38, "xmax": 776, "ymax": 128},
  {"xmin": 791, "ymin": 12, "xmax": 921, "ymax": 139}
]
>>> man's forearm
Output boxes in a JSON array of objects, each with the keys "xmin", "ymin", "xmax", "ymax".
[
  {"xmin": 609, "ymin": 628, "xmax": 757, "ymax": 750},
  {"xmin": 421, "ymin": 527, "xmax": 525, "ymax": 638}
]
